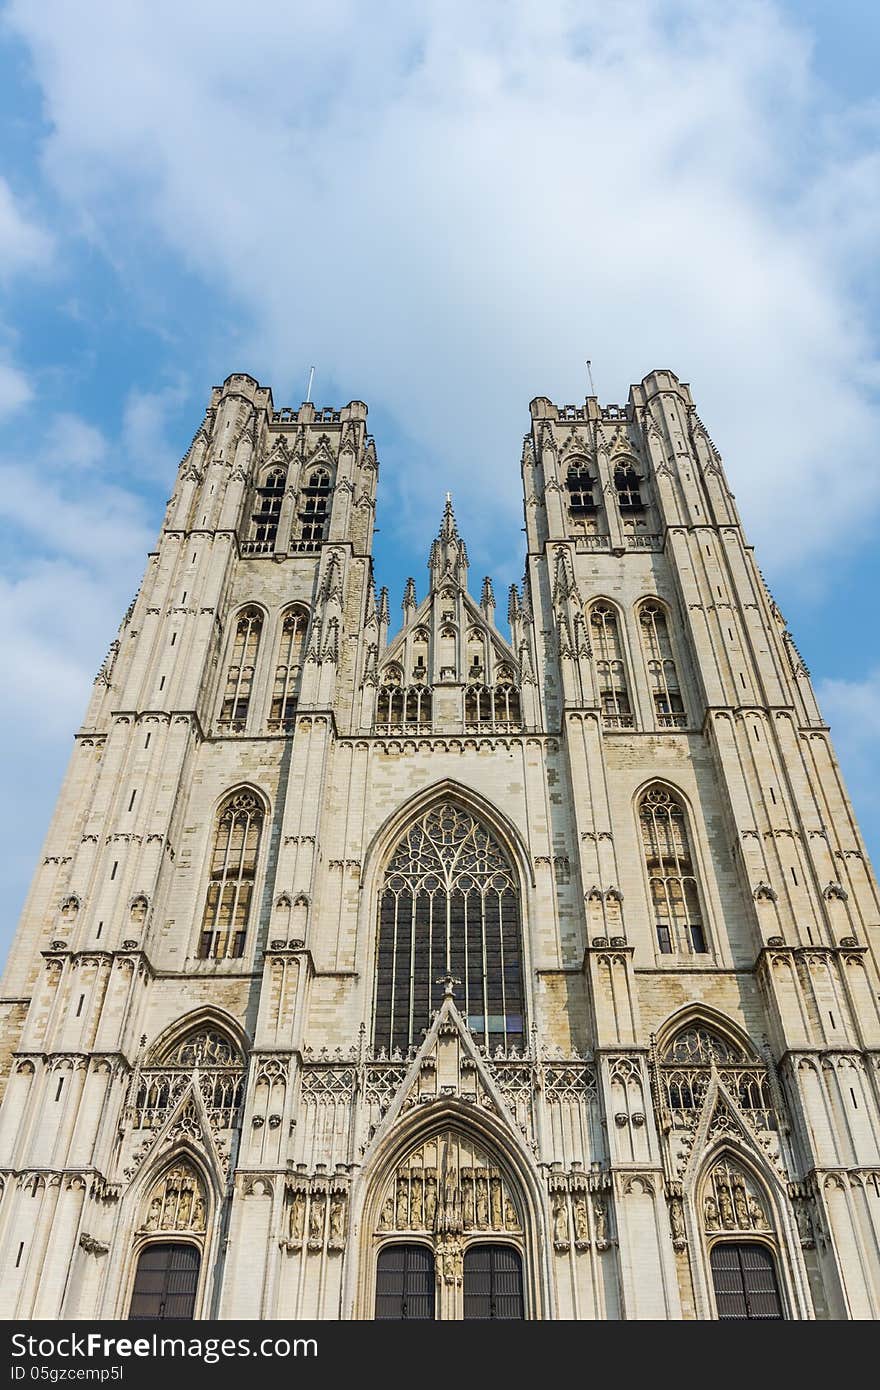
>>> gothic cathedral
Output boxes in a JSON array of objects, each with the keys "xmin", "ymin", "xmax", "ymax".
[{"xmin": 1, "ymin": 368, "xmax": 879, "ymax": 1321}]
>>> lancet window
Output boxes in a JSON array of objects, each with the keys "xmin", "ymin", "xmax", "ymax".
[
  {"xmin": 566, "ymin": 460, "xmax": 597, "ymax": 514},
  {"xmin": 638, "ymin": 602, "xmax": 686, "ymax": 727},
  {"xmin": 614, "ymin": 462, "xmax": 644, "ymax": 512},
  {"xmin": 640, "ymin": 787, "xmax": 707, "ymax": 955},
  {"xmin": 268, "ymin": 607, "xmax": 308, "ymax": 730},
  {"xmin": 590, "ymin": 603, "xmax": 633, "ymax": 728},
  {"xmin": 198, "ymin": 791, "xmax": 264, "ymax": 959},
  {"xmin": 218, "ymin": 607, "xmax": 262, "ymax": 731}
]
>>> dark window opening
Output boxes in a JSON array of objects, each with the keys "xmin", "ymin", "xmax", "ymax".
[
  {"xmin": 710, "ymin": 1243, "xmax": 783, "ymax": 1320},
  {"xmin": 463, "ymin": 1244, "xmax": 524, "ymax": 1320},
  {"xmin": 375, "ymin": 1245, "xmax": 434, "ymax": 1320},
  {"xmin": 129, "ymin": 1243, "xmax": 200, "ymax": 1321}
]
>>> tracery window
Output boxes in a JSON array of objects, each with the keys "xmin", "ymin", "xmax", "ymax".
[
  {"xmin": 639, "ymin": 602, "xmax": 686, "ymax": 727},
  {"xmin": 376, "ymin": 667, "xmax": 432, "ymax": 731},
  {"xmin": 566, "ymin": 460, "xmax": 597, "ymax": 514},
  {"xmin": 268, "ymin": 607, "xmax": 308, "ymax": 730},
  {"xmin": 218, "ymin": 607, "xmax": 262, "ymax": 731},
  {"xmin": 659, "ymin": 1022, "xmax": 775, "ymax": 1128},
  {"xmin": 248, "ymin": 466, "xmax": 286, "ymax": 550},
  {"xmin": 639, "ymin": 787, "xmax": 707, "ymax": 955},
  {"xmin": 614, "ymin": 463, "xmax": 644, "ymax": 512},
  {"xmin": 464, "ymin": 682, "xmax": 521, "ymax": 729},
  {"xmin": 198, "ymin": 791, "xmax": 264, "ymax": 959},
  {"xmin": 590, "ymin": 603, "xmax": 633, "ymax": 728},
  {"xmin": 374, "ymin": 804, "xmax": 524, "ymax": 1053},
  {"xmin": 133, "ymin": 1025, "xmax": 244, "ymax": 1129},
  {"xmin": 294, "ymin": 467, "xmax": 331, "ymax": 551}
]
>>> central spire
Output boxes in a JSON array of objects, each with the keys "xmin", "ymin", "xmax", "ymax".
[{"xmin": 429, "ymin": 493, "xmax": 469, "ymax": 589}]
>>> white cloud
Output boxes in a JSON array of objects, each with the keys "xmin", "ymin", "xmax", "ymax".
[
  {"xmin": 122, "ymin": 379, "xmax": 189, "ymax": 480},
  {"xmin": 0, "ymin": 362, "xmax": 32, "ymax": 417},
  {"xmin": 0, "ymin": 175, "xmax": 52, "ymax": 275},
  {"xmin": 7, "ymin": 1, "xmax": 880, "ymax": 581}
]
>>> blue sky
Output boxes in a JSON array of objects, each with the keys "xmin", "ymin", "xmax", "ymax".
[{"xmin": 0, "ymin": 0, "xmax": 878, "ymax": 964}]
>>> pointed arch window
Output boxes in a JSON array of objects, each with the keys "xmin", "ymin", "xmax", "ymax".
[
  {"xmin": 269, "ymin": 607, "xmax": 308, "ymax": 730},
  {"xmin": 658, "ymin": 1020, "xmax": 775, "ymax": 1128},
  {"xmin": 639, "ymin": 787, "xmax": 707, "ymax": 955},
  {"xmin": 465, "ymin": 681, "xmax": 521, "ymax": 730},
  {"xmin": 374, "ymin": 804, "xmax": 524, "ymax": 1053},
  {"xmin": 294, "ymin": 467, "xmax": 331, "ymax": 551},
  {"xmin": 248, "ymin": 466, "xmax": 286, "ymax": 550},
  {"xmin": 614, "ymin": 463, "xmax": 644, "ymax": 512},
  {"xmin": 566, "ymin": 460, "xmax": 597, "ymax": 514},
  {"xmin": 590, "ymin": 603, "xmax": 633, "ymax": 728},
  {"xmin": 198, "ymin": 791, "xmax": 264, "ymax": 959},
  {"xmin": 218, "ymin": 607, "xmax": 262, "ymax": 731},
  {"xmin": 638, "ymin": 602, "xmax": 686, "ymax": 728}
]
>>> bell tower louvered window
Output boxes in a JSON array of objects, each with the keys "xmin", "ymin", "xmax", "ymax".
[
  {"xmin": 294, "ymin": 468, "xmax": 331, "ymax": 551},
  {"xmin": 198, "ymin": 791, "xmax": 264, "ymax": 959},
  {"xmin": 374, "ymin": 804, "xmax": 524, "ymax": 1053},
  {"xmin": 248, "ymin": 466, "xmax": 286, "ymax": 550}
]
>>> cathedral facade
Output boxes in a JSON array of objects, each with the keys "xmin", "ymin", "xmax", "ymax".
[{"xmin": 1, "ymin": 367, "xmax": 879, "ymax": 1321}]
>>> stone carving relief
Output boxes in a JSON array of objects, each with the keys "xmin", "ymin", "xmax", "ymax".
[
  {"xmin": 375, "ymin": 1131, "xmax": 521, "ymax": 1238},
  {"xmin": 702, "ymin": 1158, "xmax": 770, "ymax": 1235},
  {"xmin": 142, "ymin": 1162, "xmax": 207, "ymax": 1234}
]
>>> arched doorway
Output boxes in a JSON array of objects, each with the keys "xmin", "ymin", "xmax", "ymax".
[
  {"xmin": 129, "ymin": 1243, "xmax": 200, "ymax": 1320},
  {"xmin": 463, "ymin": 1245, "xmax": 524, "ymax": 1320},
  {"xmin": 366, "ymin": 1127, "xmax": 530, "ymax": 1319},
  {"xmin": 710, "ymin": 1242, "xmax": 783, "ymax": 1320},
  {"xmin": 375, "ymin": 1245, "xmax": 435, "ymax": 1320}
]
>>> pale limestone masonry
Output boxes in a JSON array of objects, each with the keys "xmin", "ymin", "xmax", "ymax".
[{"xmin": 1, "ymin": 368, "xmax": 879, "ymax": 1320}]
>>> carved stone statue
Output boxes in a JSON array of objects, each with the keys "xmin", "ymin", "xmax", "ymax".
[
  {"xmin": 475, "ymin": 1176, "xmax": 489, "ymax": 1228},
  {"xmin": 378, "ymin": 1194, "xmax": 394, "ymax": 1232},
  {"xmin": 574, "ymin": 1196, "xmax": 590, "ymax": 1245},
  {"xmin": 192, "ymin": 1195, "xmax": 206, "ymax": 1232},
  {"xmin": 308, "ymin": 1194, "xmax": 325, "ymax": 1248},
  {"xmin": 289, "ymin": 1191, "xmax": 306, "ymax": 1245},
  {"xmin": 490, "ymin": 1174, "xmax": 503, "ymax": 1229},
  {"xmin": 704, "ymin": 1195, "xmax": 720, "ymax": 1231},
  {"xmin": 553, "ymin": 1192, "xmax": 570, "ymax": 1248},
  {"xmin": 425, "ymin": 1175, "xmax": 437, "ymax": 1230},
  {"xmin": 669, "ymin": 1197, "xmax": 686, "ymax": 1248},
  {"xmin": 593, "ymin": 1196, "xmax": 608, "ymax": 1249},
  {"xmin": 504, "ymin": 1196, "xmax": 519, "ymax": 1231},
  {"xmin": 733, "ymin": 1179, "xmax": 750, "ymax": 1229},
  {"xmin": 396, "ymin": 1177, "xmax": 408, "ymax": 1229},
  {"xmin": 328, "ymin": 1195, "xmax": 346, "ymax": 1247},
  {"xmin": 145, "ymin": 1196, "xmax": 162, "ymax": 1232},
  {"xmin": 718, "ymin": 1183, "xmax": 735, "ymax": 1229},
  {"xmin": 411, "ymin": 1175, "xmax": 423, "ymax": 1228}
]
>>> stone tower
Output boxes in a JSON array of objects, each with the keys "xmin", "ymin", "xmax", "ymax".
[{"xmin": 1, "ymin": 368, "xmax": 878, "ymax": 1321}]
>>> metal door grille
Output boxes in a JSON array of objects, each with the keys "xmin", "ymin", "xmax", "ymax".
[
  {"xmin": 463, "ymin": 1244, "xmax": 524, "ymax": 1319},
  {"xmin": 711, "ymin": 1242, "xmax": 783, "ymax": 1320},
  {"xmin": 375, "ymin": 1244, "xmax": 435, "ymax": 1320},
  {"xmin": 129, "ymin": 1243, "xmax": 200, "ymax": 1320}
]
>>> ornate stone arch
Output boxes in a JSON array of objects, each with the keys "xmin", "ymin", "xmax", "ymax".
[
  {"xmin": 346, "ymin": 1099, "xmax": 548, "ymax": 1320},
  {"xmin": 113, "ymin": 1140, "xmax": 220, "ymax": 1320},
  {"xmin": 146, "ymin": 1008, "xmax": 249, "ymax": 1068},
  {"xmin": 656, "ymin": 1005, "xmax": 760, "ymax": 1064},
  {"xmin": 684, "ymin": 1140, "xmax": 797, "ymax": 1321}
]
